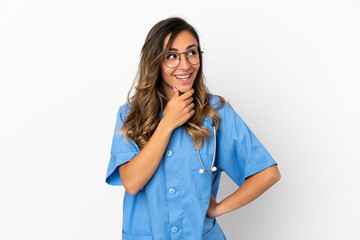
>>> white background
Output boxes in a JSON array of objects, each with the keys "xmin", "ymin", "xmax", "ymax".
[{"xmin": 1, "ymin": 0, "xmax": 359, "ymax": 239}]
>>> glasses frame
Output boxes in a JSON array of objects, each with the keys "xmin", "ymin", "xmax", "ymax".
[{"xmin": 164, "ymin": 49, "xmax": 204, "ymax": 68}]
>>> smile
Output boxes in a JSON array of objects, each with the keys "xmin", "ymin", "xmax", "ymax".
[{"xmin": 174, "ymin": 73, "xmax": 192, "ymax": 79}]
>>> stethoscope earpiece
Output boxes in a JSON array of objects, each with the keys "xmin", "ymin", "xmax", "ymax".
[{"xmin": 197, "ymin": 123, "xmax": 217, "ymax": 174}]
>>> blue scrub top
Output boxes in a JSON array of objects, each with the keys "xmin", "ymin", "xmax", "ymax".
[{"xmin": 106, "ymin": 95, "xmax": 278, "ymax": 240}]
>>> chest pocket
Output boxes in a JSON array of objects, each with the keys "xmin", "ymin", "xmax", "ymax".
[
  {"xmin": 189, "ymin": 119, "xmax": 216, "ymax": 199},
  {"xmin": 190, "ymin": 153, "xmax": 215, "ymax": 199}
]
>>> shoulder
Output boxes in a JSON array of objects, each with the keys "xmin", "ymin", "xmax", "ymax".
[
  {"xmin": 209, "ymin": 94, "xmax": 233, "ymax": 115},
  {"xmin": 117, "ymin": 102, "xmax": 133, "ymax": 122},
  {"xmin": 209, "ymin": 94, "xmax": 224, "ymax": 110},
  {"xmin": 209, "ymin": 95, "xmax": 245, "ymax": 130}
]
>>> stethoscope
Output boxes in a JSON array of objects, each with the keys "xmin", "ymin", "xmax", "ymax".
[{"xmin": 197, "ymin": 122, "xmax": 217, "ymax": 174}]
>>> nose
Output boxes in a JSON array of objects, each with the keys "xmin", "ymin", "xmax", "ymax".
[{"xmin": 178, "ymin": 53, "xmax": 191, "ymax": 70}]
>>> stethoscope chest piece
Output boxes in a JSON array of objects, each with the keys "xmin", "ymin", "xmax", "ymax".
[{"xmin": 199, "ymin": 166, "xmax": 217, "ymax": 174}]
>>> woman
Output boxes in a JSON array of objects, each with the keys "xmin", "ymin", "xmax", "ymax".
[{"xmin": 106, "ymin": 17, "xmax": 281, "ymax": 240}]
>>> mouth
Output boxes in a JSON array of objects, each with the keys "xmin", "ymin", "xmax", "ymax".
[{"xmin": 174, "ymin": 72, "xmax": 192, "ymax": 84}]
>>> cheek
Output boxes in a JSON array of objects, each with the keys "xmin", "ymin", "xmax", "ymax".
[
  {"xmin": 193, "ymin": 65, "xmax": 200, "ymax": 77},
  {"xmin": 160, "ymin": 63, "xmax": 173, "ymax": 82},
  {"xmin": 160, "ymin": 62, "xmax": 166, "ymax": 76},
  {"xmin": 160, "ymin": 64, "xmax": 172, "ymax": 84}
]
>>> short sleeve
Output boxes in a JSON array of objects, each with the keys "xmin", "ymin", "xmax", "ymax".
[
  {"xmin": 105, "ymin": 104, "xmax": 140, "ymax": 186},
  {"xmin": 216, "ymin": 102, "xmax": 277, "ymax": 187}
]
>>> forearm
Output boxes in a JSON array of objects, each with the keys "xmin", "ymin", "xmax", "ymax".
[
  {"xmin": 119, "ymin": 120, "xmax": 173, "ymax": 195},
  {"xmin": 216, "ymin": 165, "xmax": 280, "ymax": 216}
]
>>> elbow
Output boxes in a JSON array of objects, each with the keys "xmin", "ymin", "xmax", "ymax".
[
  {"xmin": 122, "ymin": 178, "xmax": 140, "ymax": 195},
  {"xmin": 266, "ymin": 164, "xmax": 281, "ymax": 184},
  {"xmin": 124, "ymin": 185, "xmax": 139, "ymax": 196},
  {"xmin": 123, "ymin": 180, "xmax": 145, "ymax": 196},
  {"xmin": 272, "ymin": 167, "xmax": 281, "ymax": 183},
  {"xmin": 273, "ymin": 172, "xmax": 281, "ymax": 183},
  {"xmin": 119, "ymin": 164, "xmax": 140, "ymax": 196}
]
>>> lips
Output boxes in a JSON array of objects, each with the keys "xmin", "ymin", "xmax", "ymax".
[
  {"xmin": 174, "ymin": 73, "xmax": 191, "ymax": 79},
  {"xmin": 174, "ymin": 72, "xmax": 192, "ymax": 84},
  {"xmin": 174, "ymin": 72, "xmax": 192, "ymax": 85}
]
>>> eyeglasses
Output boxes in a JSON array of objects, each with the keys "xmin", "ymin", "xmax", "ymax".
[{"xmin": 164, "ymin": 49, "xmax": 203, "ymax": 68}]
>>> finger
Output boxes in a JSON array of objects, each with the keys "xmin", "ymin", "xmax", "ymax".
[
  {"xmin": 184, "ymin": 97, "xmax": 193, "ymax": 105},
  {"xmin": 188, "ymin": 109, "xmax": 195, "ymax": 118},
  {"xmin": 179, "ymin": 88, "xmax": 194, "ymax": 100},
  {"xmin": 187, "ymin": 103, "xmax": 195, "ymax": 111}
]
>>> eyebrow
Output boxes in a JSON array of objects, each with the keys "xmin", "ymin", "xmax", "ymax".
[{"xmin": 169, "ymin": 44, "xmax": 197, "ymax": 51}]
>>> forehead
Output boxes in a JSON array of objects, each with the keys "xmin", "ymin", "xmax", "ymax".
[{"xmin": 163, "ymin": 30, "xmax": 198, "ymax": 51}]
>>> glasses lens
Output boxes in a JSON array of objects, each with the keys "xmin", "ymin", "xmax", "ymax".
[
  {"xmin": 187, "ymin": 49, "xmax": 200, "ymax": 65},
  {"xmin": 165, "ymin": 53, "xmax": 179, "ymax": 68}
]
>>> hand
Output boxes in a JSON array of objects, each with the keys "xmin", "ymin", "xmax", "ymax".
[
  {"xmin": 206, "ymin": 194, "xmax": 222, "ymax": 218},
  {"xmin": 162, "ymin": 87, "xmax": 195, "ymax": 131}
]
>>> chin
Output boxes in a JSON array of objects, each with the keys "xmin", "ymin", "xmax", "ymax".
[{"xmin": 177, "ymin": 85, "xmax": 194, "ymax": 93}]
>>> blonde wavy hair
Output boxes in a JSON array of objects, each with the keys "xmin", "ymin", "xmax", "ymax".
[{"xmin": 122, "ymin": 17, "xmax": 226, "ymax": 150}]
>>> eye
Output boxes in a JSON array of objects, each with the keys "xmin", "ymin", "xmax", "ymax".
[
  {"xmin": 166, "ymin": 53, "xmax": 178, "ymax": 59},
  {"xmin": 188, "ymin": 49, "xmax": 198, "ymax": 56}
]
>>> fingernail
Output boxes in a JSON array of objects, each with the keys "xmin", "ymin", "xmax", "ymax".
[{"xmin": 173, "ymin": 86, "xmax": 177, "ymax": 92}]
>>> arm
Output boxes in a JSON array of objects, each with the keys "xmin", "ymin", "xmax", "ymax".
[
  {"xmin": 119, "ymin": 120, "xmax": 172, "ymax": 195},
  {"xmin": 207, "ymin": 164, "xmax": 281, "ymax": 217},
  {"xmin": 119, "ymin": 88, "xmax": 195, "ymax": 195}
]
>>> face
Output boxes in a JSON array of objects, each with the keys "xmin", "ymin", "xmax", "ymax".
[{"xmin": 160, "ymin": 30, "xmax": 200, "ymax": 98}]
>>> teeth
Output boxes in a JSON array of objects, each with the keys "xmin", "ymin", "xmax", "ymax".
[{"xmin": 175, "ymin": 74, "xmax": 190, "ymax": 79}]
